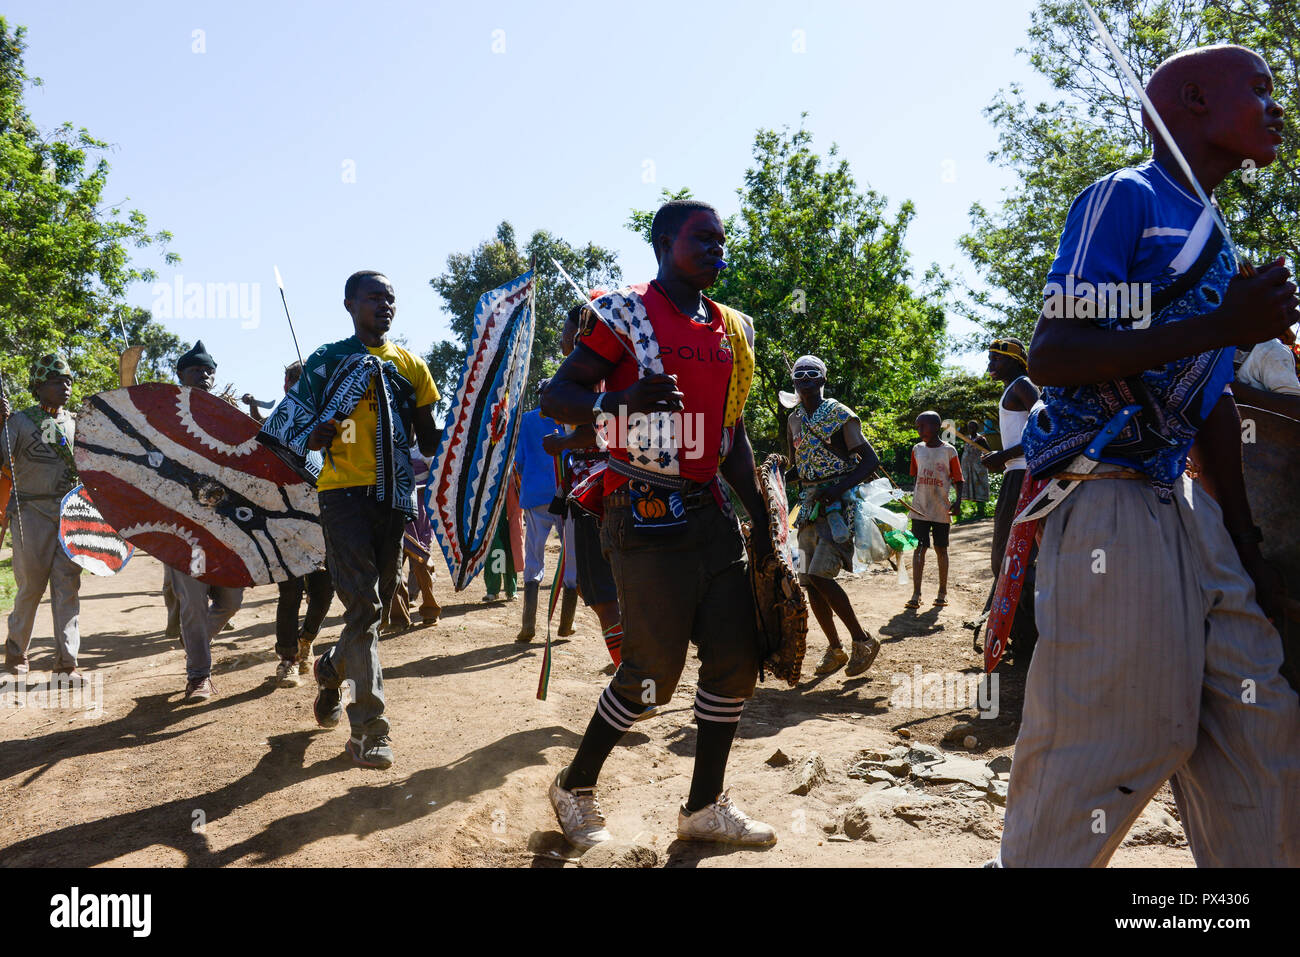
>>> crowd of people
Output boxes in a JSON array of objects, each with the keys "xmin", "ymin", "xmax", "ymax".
[{"xmin": 3, "ymin": 41, "xmax": 1300, "ymax": 865}]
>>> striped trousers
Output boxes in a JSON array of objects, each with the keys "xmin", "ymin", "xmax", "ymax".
[{"xmin": 1000, "ymin": 472, "xmax": 1300, "ymax": 867}]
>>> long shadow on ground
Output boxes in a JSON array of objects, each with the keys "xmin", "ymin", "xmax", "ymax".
[
  {"xmin": 1, "ymin": 725, "xmax": 584, "ymax": 867},
  {"xmin": 0, "ymin": 682, "xmax": 277, "ymax": 786}
]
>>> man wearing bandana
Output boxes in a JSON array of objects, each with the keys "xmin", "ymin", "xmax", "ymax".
[
  {"xmin": 0, "ymin": 354, "xmax": 84, "ymax": 680},
  {"xmin": 784, "ymin": 355, "xmax": 882, "ymax": 677}
]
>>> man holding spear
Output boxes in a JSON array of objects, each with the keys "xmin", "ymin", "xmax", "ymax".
[{"xmin": 1000, "ymin": 36, "xmax": 1300, "ymax": 866}]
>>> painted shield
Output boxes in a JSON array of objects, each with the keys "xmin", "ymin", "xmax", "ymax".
[
  {"xmin": 1238, "ymin": 404, "xmax": 1300, "ymax": 693},
  {"xmin": 0, "ymin": 465, "xmax": 11, "ymax": 550},
  {"xmin": 984, "ymin": 473, "xmax": 1047, "ymax": 673},
  {"xmin": 74, "ymin": 383, "xmax": 325, "ymax": 587},
  {"xmin": 429, "ymin": 270, "xmax": 536, "ymax": 591},
  {"xmin": 59, "ymin": 484, "xmax": 135, "ymax": 575}
]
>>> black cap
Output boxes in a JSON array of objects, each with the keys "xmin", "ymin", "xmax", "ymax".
[{"xmin": 176, "ymin": 340, "xmax": 217, "ymax": 373}]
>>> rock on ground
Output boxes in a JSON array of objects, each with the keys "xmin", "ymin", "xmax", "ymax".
[
  {"xmin": 791, "ymin": 752, "xmax": 829, "ymax": 795},
  {"xmin": 1123, "ymin": 807, "xmax": 1186, "ymax": 847},
  {"xmin": 578, "ymin": 842, "xmax": 659, "ymax": 868},
  {"xmin": 913, "ymin": 756, "xmax": 994, "ymax": 789}
]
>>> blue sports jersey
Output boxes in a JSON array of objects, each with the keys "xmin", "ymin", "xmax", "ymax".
[{"xmin": 1022, "ymin": 159, "xmax": 1237, "ymax": 499}]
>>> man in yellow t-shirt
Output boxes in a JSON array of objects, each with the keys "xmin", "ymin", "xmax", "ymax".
[{"xmin": 297, "ymin": 270, "xmax": 441, "ymax": 770}]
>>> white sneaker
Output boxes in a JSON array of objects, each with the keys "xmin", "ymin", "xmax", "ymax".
[
  {"xmin": 549, "ymin": 769, "xmax": 612, "ymax": 849},
  {"xmin": 275, "ymin": 657, "xmax": 301, "ymax": 688},
  {"xmin": 677, "ymin": 791, "xmax": 777, "ymax": 846}
]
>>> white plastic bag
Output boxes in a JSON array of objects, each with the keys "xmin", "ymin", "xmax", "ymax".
[{"xmin": 848, "ymin": 482, "xmax": 902, "ymax": 571}]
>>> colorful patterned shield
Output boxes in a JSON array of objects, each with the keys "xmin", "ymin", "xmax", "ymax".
[
  {"xmin": 58, "ymin": 484, "xmax": 135, "ymax": 576},
  {"xmin": 74, "ymin": 383, "xmax": 325, "ymax": 587},
  {"xmin": 984, "ymin": 473, "xmax": 1047, "ymax": 673},
  {"xmin": 0, "ymin": 465, "xmax": 10, "ymax": 551},
  {"xmin": 428, "ymin": 271, "xmax": 536, "ymax": 591}
]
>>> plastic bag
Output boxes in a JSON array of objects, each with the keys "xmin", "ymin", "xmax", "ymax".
[
  {"xmin": 852, "ymin": 479, "xmax": 908, "ymax": 533},
  {"xmin": 881, "ymin": 528, "xmax": 918, "ymax": 552},
  {"xmin": 851, "ymin": 486, "xmax": 891, "ymax": 571},
  {"xmin": 847, "ymin": 481, "xmax": 906, "ymax": 572}
]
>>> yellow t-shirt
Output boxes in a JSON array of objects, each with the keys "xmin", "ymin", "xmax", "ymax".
[{"xmin": 316, "ymin": 340, "xmax": 439, "ymax": 491}]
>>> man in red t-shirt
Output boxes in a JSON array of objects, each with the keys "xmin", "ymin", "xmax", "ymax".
[{"xmin": 540, "ymin": 200, "xmax": 777, "ymax": 850}]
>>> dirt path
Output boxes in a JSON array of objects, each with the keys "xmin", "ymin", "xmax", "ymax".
[{"xmin": 0, "ymin": 519, "xmax": 1192, "ymax": 867}]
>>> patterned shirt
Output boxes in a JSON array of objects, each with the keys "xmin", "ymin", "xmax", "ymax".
[
  {"xmin": 790, "ymin": 398, "xmax": 859, "ymax": 485},
  {"xmin": 1021, "ymin": 160, "xmax": 1236, "ymax": 498},
  {"xmin": 580, "ymin": 282, "xmax": 748, "ymax": 492},
  {"xmin": 0, "ymin": 406, "xmax": 77, "ymax": 521}
]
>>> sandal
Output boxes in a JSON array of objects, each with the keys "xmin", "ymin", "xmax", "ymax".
[
  {"xmin": 934, "ymin": 595, "xmax": 949, "ymax": 607},
  {"xmin": 904, "ymin": 596, "xmax": 921, "ymax": 610}
]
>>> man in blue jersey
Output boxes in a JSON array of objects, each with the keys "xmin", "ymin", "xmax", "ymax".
[{"xmin": 998, "ymin": 44, "xmax": 1300, "ymax": 867}]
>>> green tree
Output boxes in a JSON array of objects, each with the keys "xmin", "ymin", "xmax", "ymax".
[
  {"xmin": 631, "ymin": 123, "xmax": 948, "ymax": 463},
  {"xmin": 899, "ymin": 370, "xmax": 1003, "ymax": 436},
  {"xmin": 427, "ymin": 222, "xmax": 621, "ymax": 419},
  {"xmin": 958, "ymin": 0, "xmax": 1298, "ymax": 346},
  {"xmin": 0, "ymin": 19, "xmax": 179, "ymax": 407}
]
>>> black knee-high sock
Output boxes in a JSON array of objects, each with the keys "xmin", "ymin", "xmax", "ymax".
[
  {"xmin": 563, "ymin": 685, "xmax": 645, "ymax": 790},
  {"xmin": 686, "ymin": 690, "xmax": 745, "ymax": 813}
]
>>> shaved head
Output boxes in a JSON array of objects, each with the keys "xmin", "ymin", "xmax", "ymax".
[
  {"xmin": 1146, "ymin": 45, "xmax": 1267, "ymax": 118},
  {"xmin": 1139, "ymin": 43, "xmax": 1282, "ymax": 181}
]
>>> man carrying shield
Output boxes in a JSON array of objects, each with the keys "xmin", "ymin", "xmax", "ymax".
[{"xmin": 167, "ymin": 341, "xmax": 246, "ymax": 702}]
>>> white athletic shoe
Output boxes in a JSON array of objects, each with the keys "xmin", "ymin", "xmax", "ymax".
[
  {"xmin": 677, "ymin": 791, "xmax": 777, "ymax": 846},
  {"xmin": 549, "ymin": 769, "xmax": 612, "ymax": 849}
]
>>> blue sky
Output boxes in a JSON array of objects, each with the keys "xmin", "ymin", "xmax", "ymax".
[{"xmin": 9, "ymin": 0, "xmax": 1057, "ymax": 400}]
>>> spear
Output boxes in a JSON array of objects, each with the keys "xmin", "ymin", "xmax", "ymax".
[
  {"xmin": 1079, "ymin": 0, "xmax": 1291, "ymax": 348},
  {"xmin": 549, "ymin": 257, "xmax": 644, "ymax": 369},
  {"xmin": 273, "ymin": 266, "xmax": 334, "ymax": 470}
]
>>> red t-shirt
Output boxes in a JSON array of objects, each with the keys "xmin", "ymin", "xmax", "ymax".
[{"xmin": 580, "ymin": 282, "xmax": 736, "ymax": 491}]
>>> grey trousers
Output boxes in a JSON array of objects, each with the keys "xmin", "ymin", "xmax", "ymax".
[
  {"xmin": 5, "ymin": 506, "xmax": 81, "ymax": 669},
  {"xmin": 316, "ymin": 488, "xmax": 406, "ymax": 738},
  {"xmin": 164, "ymin": 565, "xmax": 243, "ymax": 681},
  {"xmin": 1000, "ymin": 473, "xmax": 1300, "ymax": 867}
]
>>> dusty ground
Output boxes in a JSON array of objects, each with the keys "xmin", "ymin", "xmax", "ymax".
[{"xmin": 0, "ymin": 518, "xmax": 1192, "ymax": 868}]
